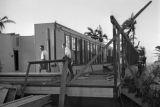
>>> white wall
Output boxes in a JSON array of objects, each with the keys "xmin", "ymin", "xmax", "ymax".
[
  {"xmin": 19, "ymin": 36, "xmax": 36, "ymax": 72},
  {"xmin": 35, "ymin": 23, "xmax": 55, "ymax": 72},
  {"xmin": 0, "ymin": 34, "xmax": 15, "ymax": 72}
]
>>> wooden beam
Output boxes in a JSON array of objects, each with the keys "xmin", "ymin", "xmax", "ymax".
[
  {"xmin": 54, "ymin": 22, "xmax": 57, "ymax": 60},
  {"xmin": 47, "ymin": 28, "xmax": 51, "ymax": 72},
  {"xmin": 29, "ymin": 59, "xmax": 65, "ymax": 64},
  {"xmin": 0, "ymin": 95, "xmax": 52, "ymax": 107},
  {"xmin": 131, "ymin": 1, "xmax": 152, "ymax": 22},
  {"xmin": 113, "ymin": 25, "xmax": 118, "ymax": 98},
  {"xmin": 58, "ymin": 61, "xmax": 68, "ymax": 107},
  {"xmin": 110, "ymin": 16, "xmax": 137, "ymax": 52},
  {"xmin": 110, "ymin": 1, "xmax": 152, "ymax": 52},
  {"xmin": 21, "ymin": 63, "xmax": 31, "ymax": 97},
  {"xmin": 24, "ymin": 86, "xmax": 115, "ymax": 98}
]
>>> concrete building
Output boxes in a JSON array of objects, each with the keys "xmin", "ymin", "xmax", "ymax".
[{"xmin": 0, "ymin": 33, "xmax": 35, "ymax": 72}]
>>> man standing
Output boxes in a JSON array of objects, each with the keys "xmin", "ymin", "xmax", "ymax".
[
  {"xmin": 62, "ymin": 43, "xmax": 74, "ymax": 79},
  {"xmin": 40, "ymin": 45, "xmax": 48, "ymax": 72}
]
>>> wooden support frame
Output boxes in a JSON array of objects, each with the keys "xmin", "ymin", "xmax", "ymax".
[
  {"xmin": 110, "ymin": 0, "xmax": 152, "ymax": 98},
  {"xmin": 58, "ymin": 60, "xmax": 68, "ymax": 107},
  {"xmin": 72, "ymin": 38, "xmax": 114, "ymax": 81},
  {"xmin": 21, "ymin": 59, "xmax": 65, "ymax": 97},
  {"xmin": 113, "ymin": 24, "xmax": 118, "ymax": 98},
  {"xmin": 21, "ymin": 59, "xmax": 68, "ymax": 107}
]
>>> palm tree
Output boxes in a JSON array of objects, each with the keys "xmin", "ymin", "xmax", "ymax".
[
  {"xmin": 154, "ymin": 46, "xmax": 160, "ymax": 60},
  {"xmin": 95, "ymin": 25, "xmax": 108, "ymax": 42},
  {"xmin": 84, "ymin": 25, "xmax": 108, "ymax": 42},
  {"xmin": 84, "ymin": 27, "xmax": 98, "ymax": 40},
  {"xmin": 0, "ymin": 16, "xmax": 15, "ymax": 33},
  {"xmin": 122, "ymin": 13, "xmax": 137, "ymax": 45}
]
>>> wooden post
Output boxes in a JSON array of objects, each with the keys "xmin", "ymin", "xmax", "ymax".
[
  {"xmin": 132, "ymin": 1, "xmax": 152, "ymax": 21},
  {"xmin": 113, "ymin": 25, "xmax": 118, "ymax": 98},
  {"xmin": 117, "ymin": 29, "xmax": 121, "ymax": 84},
  {"xmin": 48, "ymin": 28, "xmax": 51, "ymax": 72},
  {"xmin": 21, "ymin": 63, "xmax": 31, "ymax": 97},
  {"xmin": 54, "ymin": 22, "xmax": 57, "ymax": 60},
  {"xmin": 58, "ymin": 60, "xmax": 68, "ymax": 107}
]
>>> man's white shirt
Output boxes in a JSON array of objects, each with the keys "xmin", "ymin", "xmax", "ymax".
[
  {"xmin": 41, "ymin": 50, "xmax": 48, "ymax": 60},
  {"xmin": 65, "ymin": 47, "xmax": 71, "ymax": 58}
]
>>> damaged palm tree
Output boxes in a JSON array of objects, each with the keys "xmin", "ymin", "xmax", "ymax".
[
  {"xmin": 122, "ymin": 13, "xmax": 137, "ymax": 46},
  {"xmin": 0, "ymin": 16, "xmax": 15, "ymax": 33},
  {"xmin": 84, "ymin": 25, "xmax": 108, "ymax": 42},
  {"xmin": 154, "ymin": 46, "xmax": 160, "ymax": 61}
]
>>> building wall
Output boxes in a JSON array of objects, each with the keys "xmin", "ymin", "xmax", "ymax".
[
  {"xmin": 35, "ymin": 23, "xmax": 56, "ymax": 72},
  {"xmin": 19, "ymin": 36, "xmax": 36, "ymax": 72},
  {"xmin": 0, "ymin": 34, "xmax": 15, "ymax": 72},
  {"xmin": 34, "ymin": 22, "xmax": 112, "ymax": 73}
]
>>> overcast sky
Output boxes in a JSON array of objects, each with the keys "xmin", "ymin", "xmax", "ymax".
[{"xmin": 0, "ymin": 0, "xmax": 159, "ymax": 63}]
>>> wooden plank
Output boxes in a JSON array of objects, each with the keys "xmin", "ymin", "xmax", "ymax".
[
  {"xmin": 67, "ymin": 87, "xmax": 114, "ymax": 98},
  {"xmin": 24, "ymin": 86, "xmax": 114, "ymax": 98},
  {"xmin": 0, "ymin": 88, "xmax": 8, "ymax": 104},
  {"xmin": 0, "ymin": 95, "xmax": 52, "ymax": 107},
  {"xmin": 29, "ymin": 59, "xmax": 65, "ymax": 64},
  {"xmin": 58, "ymin": 61, "xmax": 68, "ymax": 107},
  {"xmin": 5, "ymin": 88, "xmax": 17, "ymax": 103},
  {"xmin": 21, "ymin": 63, "xmax": 31, "ymax": 97},
  {"xmin": 113, "ymin": 24, "xmax": 118, "ymax": 98},
  {"xmin": 48, "ymin": 28, "xmax": 51, "ymax": 72},
  {"xmin": 131, "ymin": 1, "xmax": 152, "ymax": 21},
  {"xmin": 0, "ymin": 72, "xmax": 61, "ymax": 77}
]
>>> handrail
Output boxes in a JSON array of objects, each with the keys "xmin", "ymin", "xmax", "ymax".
[
  {"xmin": 29, "ymin": 59, "xmax": 65, "ymax": 64},
  {"xmin": 21, "ymin": 59, "xmax": 65, "ymax": 97}
]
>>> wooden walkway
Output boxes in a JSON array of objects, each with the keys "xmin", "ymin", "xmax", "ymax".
[{"xmin": 0, "ymin": 71, "xmax": 117, "ymax": 98}]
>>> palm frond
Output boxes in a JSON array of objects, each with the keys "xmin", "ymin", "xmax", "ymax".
[
  {"xmin": 0, "ymin": 16, "xmax": 8, "ymax": 21},
  {"xmin": 103, "ymin": 34, "xmax": 108, "ymax": 39},
  {"xmin": 3, "ymin": 20, "xmax": 15, "ymax": 24},
  {"xmin": 0, "ymin": 16, "xmax": 15, "ymax": 32},
  {"xmin": 0, "ymin": 23, "xmax": 5, "ymax": 29},
  {"xmin": 87, "ymin": 27, "xmax": 94, "ymax": 33}
]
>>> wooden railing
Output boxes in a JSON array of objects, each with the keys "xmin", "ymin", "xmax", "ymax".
[{"xmin": 20, "ymin": 59, "xmax": 68, "ymax": 107}]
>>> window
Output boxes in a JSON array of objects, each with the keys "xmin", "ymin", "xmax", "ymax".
[
  {"xmin": 77, "ymin": 38, "xmax": 81, "ymax": 64},
  {"xmin": 84, "ymin": 40, "xmax": 87, "ymax": 64},
  {"xmin": 87, "ymin": 41, "xmax": 89, "ymax": 63},
  {"xmin": 66, "ymin": 35, "xmax": 70, "ymax": 48},
  {"xmin": 97, "ymin": 45, "xmax": 101, "ymax": 64},
  {"xmin": 71, "ymin": 37, "xmax": 76, "ymax": 64},
  {"xmin": 82, "ymin": 40, "xmax": 85, "ymax": 64},
  {"xmin": 90, "ymin": 43, "xmax": 93, "ymax": 60},
  {"xmin": 95, "ymin": 44, "xmax": 98, "ymax": 64},
  {"xmin": 88, "ymin": 42, "xmax": 90, "ymax": 61},
  {"xmin": 92, "ymin": 43, "xmax": 95, "ymax": 64}
]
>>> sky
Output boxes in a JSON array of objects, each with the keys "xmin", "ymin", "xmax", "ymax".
[{"xmin": 0, "ymin": 0, "xmax": 159, "ymax": 63}]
